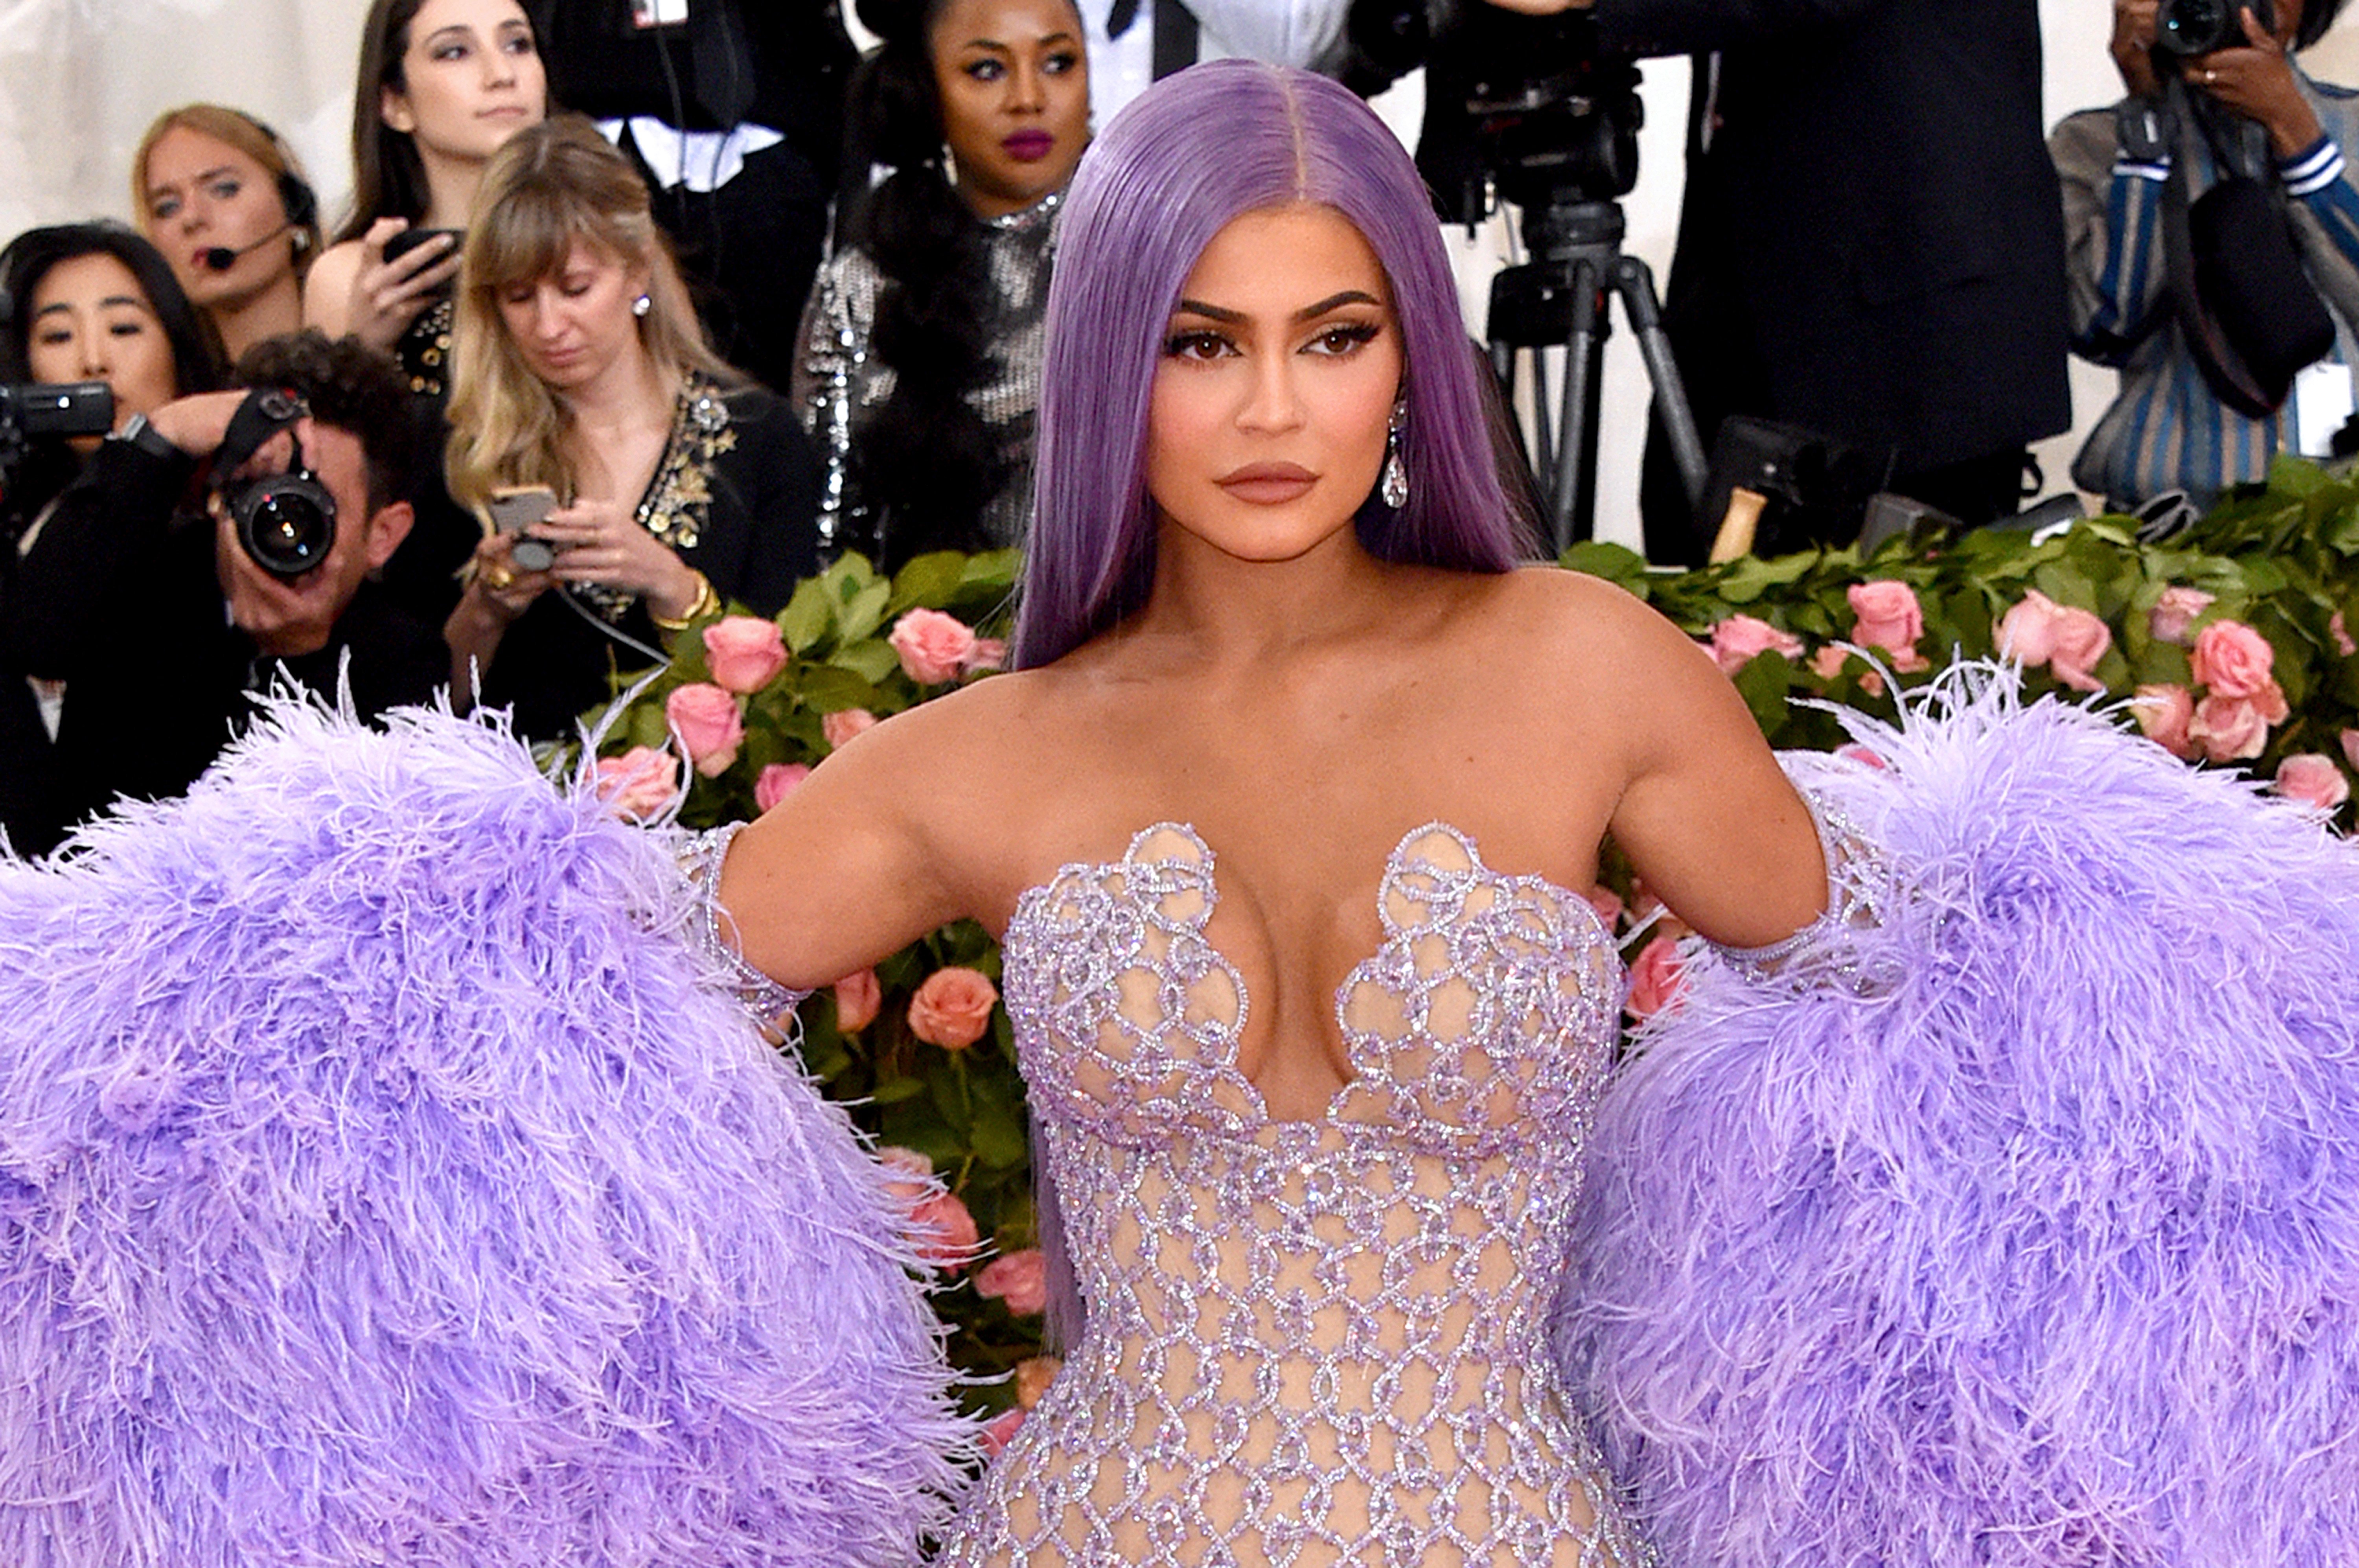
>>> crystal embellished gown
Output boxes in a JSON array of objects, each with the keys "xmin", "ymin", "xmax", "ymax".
[{"xmin": 935, "ymin": 821, "xmax": 1653, "ymax": 1567}]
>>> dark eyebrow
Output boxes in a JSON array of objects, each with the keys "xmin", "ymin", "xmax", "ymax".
[
  {"xmin": 1172, "ymin": 289, "xmax": 1383, "ymax": 326},
  {"xmin": 959, "ymin": 37, "xmax": 1014, "ymax": 52}
]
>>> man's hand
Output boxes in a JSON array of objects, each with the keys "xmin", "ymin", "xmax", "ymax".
[
  {"xmin": 2191, "ymin": 6, "xmax": 2323, "ymax": 158},
  {"xmin": 2112, "ymin": 0, "xmax": 2164, "ymax": 99},
  {"xmin": 144, "ymin": 391, "xmax": 259, "ymax": 462}
]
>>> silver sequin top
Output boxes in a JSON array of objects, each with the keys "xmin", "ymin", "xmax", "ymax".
[
  {"xmin": 789, "ymin": 188, "xmax": 1061, "ymax": 558},
  {"xmin": 937, "ymin": 821, "xmax": 1654, "ymax": 1566}
]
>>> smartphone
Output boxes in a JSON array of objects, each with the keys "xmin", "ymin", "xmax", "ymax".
[
  {"xmin": 381, "ymin": 227, "xmax": 461, "ymax": 267},
  {"xmin": 488, "ymin": 485, "xmax": 560, "ymax": 572}
]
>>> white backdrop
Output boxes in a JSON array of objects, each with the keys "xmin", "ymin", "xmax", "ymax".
[{"xmin": 4, "ymin": 0, "xmax": 2352, "ymax": 547}]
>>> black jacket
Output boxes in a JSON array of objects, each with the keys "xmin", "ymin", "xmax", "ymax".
[
  {"xmin": 7, "ymin": 439, "xmax": 445, "ymax": 838},
  {"xmin": 1600, "ymin": 0, "xmax": 2073, "ymax": 476}
]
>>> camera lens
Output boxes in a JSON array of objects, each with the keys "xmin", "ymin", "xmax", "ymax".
[
  {"xmin": 234, "ymin": 473, "xmax": 339, "ymax": 579},
  {"xmin": 2156, "ymin": 0, "xmax": 2235, "ymax": 54}
]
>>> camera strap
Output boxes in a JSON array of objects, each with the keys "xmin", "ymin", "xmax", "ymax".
[{"xmin": 214, "ymin": 386, "xmax": 310, "ymax": 475}]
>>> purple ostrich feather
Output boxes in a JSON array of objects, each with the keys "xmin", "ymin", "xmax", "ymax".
[
  {"xmin": 1559, "ymin": 666, "xmax": 2359, "ymax": 1566},
  {"xmin": 0, "ymin": 700, "xmax": 970, "ymax": 1566}
]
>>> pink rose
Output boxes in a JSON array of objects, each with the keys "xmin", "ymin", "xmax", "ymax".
[
  {"xmin": 2148, "ymin": 586, "xmax": 2215, "ymax": 646},
  {"xmin": 1809, "ymin": 644, "xmax": 1849, "ymax": 681},
  {"xmin": 1706, "ymin": 614, "xmax": 1803, "ymax": 676},
  {"xmin": 1996, "ymin": 590, "xmax": 2067, "ymax": 666},
  {"xmin": 964, "ymin": 637, "xmax": 1008, "ymax": 674},
  {"xmin": 2189, "ymin": 693, "xmax": 2273, "ymax": 763},
  {"xmin": 2334, "ymin": 611, "xmax": 2357, "ymax": 658},
  {"xmin": 822, "ymin": 707, "xmax": 879, "ymax": 751},
  {"xmin": 2342, "ymin": 728, "xmax": 2359, "ymax": 772},
  {"xmin": 908, "ymin": 966, "xmax": 999, "ymax": 1050},
  {"xmin": 1583, "ymin": 885, "xmax": 1624, "ymax": 934},
  {"xmin": 910, "ymin": 1188, "xmax": 980, "ymax": 1271},
  {"xmin": 2273, "ymin": 753, "xmax": 2352, "ymax": 810},
  {"xmin": 2189, "ymin": 620, "xmax": 2276, "ymax": 699},
  {"xmin": 975, "ymin": 1248, "xmax": 1049, "ymax": 1316},
  {"xmin": 753, "ymin": 762, "xmax": 811, "ymax": 813},
  {"xmin": 1625, "ymin": 934, "xmax": 1687, "ymax": 1021},
  {"xmin": 591, "ymin": 744, "xmax": 679, "ymax": 820},
  {"xmin": 889, "ymin": 608, "xmax": 979, "ymax": 684},
  {"xmin": 2132, "ymin": 683, "xmax": 2199, "ymax": 761},
  {"xmin": 1013, "ymin": 1355, "xmax": 1062, "ymax": 1410},
  {"xmin": 834, "ymin": 968, "xmax": 882, "ymax": 1032},
  {"xmin": 2046, "ymin": 605, "xmax": 2114, "ymax": 694},
  {"xmin": 701, "ymin": 614, "xmax": 788, "ymax": 693},
  {"xmin": 979, "ymin": 1407, "xmax": 1026, "ymax": 1459},
  {"xmin": 876, "ymin": 1146, "xmax": 935, "ymax": 1206},
  {"xmin": 664, "ymin": 682, "xmax": 744, "ymax": 777},
  {"xmin": 1846, "ymin": 581, "xmax": 1924, "ymax": 661}
]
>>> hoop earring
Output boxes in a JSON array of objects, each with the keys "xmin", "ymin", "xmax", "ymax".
[
  {"xmin": 1381, "ymin": 396, "xmax": 1410, "ymax": 510},
  {"xmin": 632, "ymin": 293, "xmax": 652, "ymax": 319}
]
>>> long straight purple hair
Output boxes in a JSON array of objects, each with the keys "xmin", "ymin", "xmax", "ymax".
[{"xmin": 1012, "ymin": 61, "xmax": 1524, "ymax": 670}]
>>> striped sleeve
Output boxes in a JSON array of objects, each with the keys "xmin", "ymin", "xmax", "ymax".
[
  {"xmin": 2282, "ymin": 135, "xmax": 2359, "ymax": 272},
  {"xmin": 2053, "ymin": 111, "xmax": 2170, "ymax": 365}
]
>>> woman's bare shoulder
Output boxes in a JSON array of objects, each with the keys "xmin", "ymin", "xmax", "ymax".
[
  {"xmin": 1467, "ymin": 564, "xmax": 1706, "ymax": 687},
  {"xmin": 301, "ymin": 241, "xmax": 364, "ymax": 330}
]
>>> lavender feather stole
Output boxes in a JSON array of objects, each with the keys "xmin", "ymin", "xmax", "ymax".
[
  {"xmin": 1559, "ymin": 668, "xmax": 2359, "ymax": 1566},
  {"xmin": 0, "ymin": 702, "xmax": 969, "ymax": 1567}
]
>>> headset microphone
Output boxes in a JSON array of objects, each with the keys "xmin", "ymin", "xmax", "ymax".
[{"xmin": 201, "ymin": 223, "xmax": 294, "ymax": 272}]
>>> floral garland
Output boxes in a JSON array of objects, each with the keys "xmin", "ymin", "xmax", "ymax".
[{"xmin": 586, "ymin": 456, "xmax": 2359, "ymax": 1429}]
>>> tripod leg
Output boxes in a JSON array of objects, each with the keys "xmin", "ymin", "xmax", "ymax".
[
  {"xmin": 1613, "ymin": 255, "xmax": 1709, "ymax": 515},
  {"xmin": 1551, "ymin": 258, "xmax": 1605, "ymax": 552}
]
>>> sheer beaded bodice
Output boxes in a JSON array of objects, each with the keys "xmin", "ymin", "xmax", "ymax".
[{"xmin": 934, "ymin": 823, "xmax": 1651, "ymax": 1567}]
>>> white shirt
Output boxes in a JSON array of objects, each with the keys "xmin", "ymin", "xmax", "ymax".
[{"xmin": 1082, "ymin": 0, "xmax": 1354, "ymax": 128}]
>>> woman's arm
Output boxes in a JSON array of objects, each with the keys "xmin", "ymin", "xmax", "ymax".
[
  {"xmin": 1594, "ymin": 589, "xmax": 1830, "ymax": 950},
  {"xmin": 2051, "ymin": 107, "xmax": 2173, "ymax": 365},
  {"xmin": 716, "ymin": 686, "xmax": 1003, "ymax": 991}
]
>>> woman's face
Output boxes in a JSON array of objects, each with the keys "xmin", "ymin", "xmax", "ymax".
[
  {"xmin": 495, "ymin": 237, "xmax": 650, "ymax": 397},
  {"xmin": 24, "ymin": 252, "xmax": 180, "ymax": 454},
  {"xmin": 140, "ymin": 126, "xmax": 299, "ymax": 309},
  {"xmin": 931, "ymin": 0, "xmax": 1089, "ymax": 219},
  {"xmin": 1145, "ymin": 204, "xmax": 1403, "ymax": 564},
  {"xmin": 381, "ymin": 0, "xmax": 546, "ymax": 168}
]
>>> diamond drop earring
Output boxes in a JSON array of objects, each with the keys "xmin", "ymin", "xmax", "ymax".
[
  {"xmin": 632, "ymin": 293, "xmax": 652, "ymax": 318},
  {"xmin": 1380, "ymin": 396, "xmax": 1410, "ymax": 510}
]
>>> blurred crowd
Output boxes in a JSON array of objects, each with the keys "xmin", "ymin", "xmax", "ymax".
[{"xmin": 2, "ymin": 0, "xmax": 2355, "ymax": 854}]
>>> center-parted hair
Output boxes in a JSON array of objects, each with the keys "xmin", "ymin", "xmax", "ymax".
[{"xmin": 1012, "ymin": 61, "xmax": 1524, "ymax": 670}]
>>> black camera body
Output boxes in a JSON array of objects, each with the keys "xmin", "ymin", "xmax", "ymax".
[
  {"xmin": 2156, "ymin": 0, "xmax": 2272, "ymax": 56},
  {"xmin": 0, "ymin": 380, "xmax": 114, "ymax": 487},
  {"xmin": 216, "ymin": 387, "xmax": 338, "ymax": 579},
  {"xmin": 1347, "ymin": 0, "xmax": 1643, "ymax": 224}
]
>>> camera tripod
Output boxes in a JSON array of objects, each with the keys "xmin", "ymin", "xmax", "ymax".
[{"xmin": 1485, "ymin": 194, "xmax": 1709, "ymax": 552}]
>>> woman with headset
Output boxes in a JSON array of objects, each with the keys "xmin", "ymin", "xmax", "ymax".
[{"xmin": 131, "ymin": 105, "xmax": 323, "ymax": 365}]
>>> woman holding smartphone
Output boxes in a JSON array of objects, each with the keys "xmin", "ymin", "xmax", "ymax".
[
  {"xmin": 304, "ymin": 0, "xmax": 550, "ymax": 387},
  {"xmin": 442, "ymin": 117, "xmax": 819, "ymax": 741}
]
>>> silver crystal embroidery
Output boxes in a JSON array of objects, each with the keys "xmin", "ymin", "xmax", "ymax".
[{"xmin": 938, "ymin": 821, "xmax": 1652, "ymax": 1567}]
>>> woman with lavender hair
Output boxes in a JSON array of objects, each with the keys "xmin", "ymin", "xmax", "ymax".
[{"xmin": 714, "ymin": 58, "xmax": 2359, "ymax": 1567}]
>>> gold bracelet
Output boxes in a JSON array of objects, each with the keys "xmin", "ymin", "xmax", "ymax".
[{"xmin": 650, "ymin": 570, "xmax": 718, "ymax": 632}]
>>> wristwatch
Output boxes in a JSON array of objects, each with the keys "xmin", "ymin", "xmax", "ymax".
[{"xmin": 110, "ymin": 410, "xmax": 184, "ymax": 460}]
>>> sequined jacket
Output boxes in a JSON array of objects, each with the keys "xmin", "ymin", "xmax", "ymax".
[{"xmin": 789, "ymin": 189, "xmax": 1059, "ymax": 562}]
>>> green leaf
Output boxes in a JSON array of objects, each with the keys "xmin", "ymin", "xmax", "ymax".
[
  {"xmin": 871, "ymin": 1075, "xmax": 927, "ymax": 1105},
  {"xmin": 832, "ymin": 640, "xmax": 902, "ymax": 685},
  {"xmin": 1559, "ymin": 541, "xmax": 1649, "ymax": 592},
  {"xmin": 779, "ymin": 578, "xmax": 832, "ymax": 653},
  {"xmin": 970, "ymin": 1103, "xmax": 1029, "ymax": 1169},
  {"xmin": 889, "ymin": 552, "xmax": 972, "ymax": 614},
  {"xmin": 799, "ymin": 664, "xmax": 884, "ymax": 710},
  {"xmin": 839, "ymin": 579, "xmax": 894, "ymax": 643}
]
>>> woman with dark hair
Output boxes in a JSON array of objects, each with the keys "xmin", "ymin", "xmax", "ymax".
[
  {"xmin": 443, "ymin": 117, "xmax": 819, "ymax": 742},
  {"xmin": 0, "ymin": 223, "xmax": 223, "ymax": 854},
  {"xmin": 132, "ymin": 105, "xmax": 322, "ymax": 365},
  {"xmin": 727, "ymin": 60, "xmax": 1815, "ymax": 1562},
  {"xmin": 304, "ymin": 0, "xmax": 548, "ymax": 385},
  {"xmin": 791, "ymin": 0, "xmax": 1089, "ymax": 570}
]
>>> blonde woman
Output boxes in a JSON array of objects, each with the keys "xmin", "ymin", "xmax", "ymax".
[
  {"xmin": 443, "ymin": 116, "xmax": 819, "ymax": 740},
  {"xmin": 132, "ymin": 105, "xmax": 323, "ymax": 364}
]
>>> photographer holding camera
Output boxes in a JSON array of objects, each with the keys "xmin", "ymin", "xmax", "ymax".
[
  {"xmin": 2052, "ymin": 0, "xmax": 2359, "ymax": 510},
  {"xmin": 10, "ymin": 331, "xmax": 444, "ymax": 839}
]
